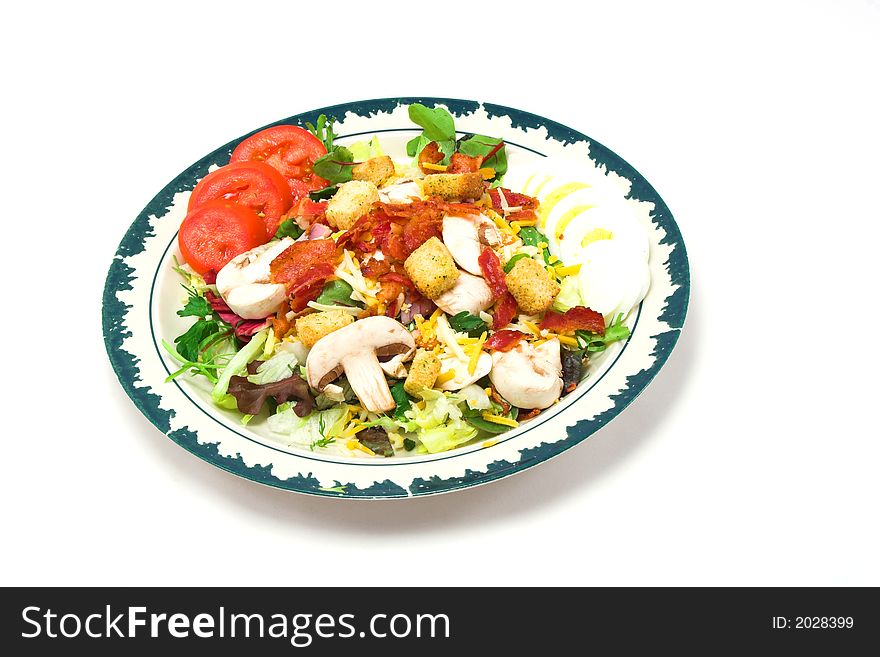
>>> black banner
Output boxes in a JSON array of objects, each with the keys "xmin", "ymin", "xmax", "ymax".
[{"xmin": 1, "ymin": 587, "xmax": 875, "ymax": 654}]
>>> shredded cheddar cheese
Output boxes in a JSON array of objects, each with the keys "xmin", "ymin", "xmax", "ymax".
[
  {"xmin": 554, "ymin": 264, "xmax": 582, "ymax": 277},
  {"xmin": 468, "ymin": 331, "xmax": 487, "ymax": 375},
  {"xmin": 481, "ymin": 413, "xmax": 519, "ymax": 428},
  {"xmin": 421, "ymin": 162, "xmax": 447, "ymax": 172},
  {"xmin": 346, "ymin": 439, "xmax": 375, "ymax": 456},
  {"xmin": 436, "ymin": 369, "xmax": 457, "ymax": 385},
  {"xmin": 523, "ymin": 320, "xmax": 542, "ymax": 336}
]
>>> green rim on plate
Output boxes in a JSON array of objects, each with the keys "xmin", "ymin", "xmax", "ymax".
[{"xmin": 102, "ymin": 97, "xmax": 690, "ymax": 498}]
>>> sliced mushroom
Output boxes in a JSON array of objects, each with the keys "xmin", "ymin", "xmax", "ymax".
[
  {"xmin": 378, "ymin": 180, "xmax": 422, "ymax": 204},
  {"xmin": 215, "ymin": 237, "xmax": 294, "ymax": 319},
  {"xmin": 379, "ymin": 353, "xmax": 409, "ymax": 379},
  {"xmin": 434, "ymin": 271, "xmax": 494, "ymax": 316},
  {"xmin": 441, "ymin": 214, "xmax": 484, "ymax": 275},
  {"xmin": 441, "ymin": 213, "xmax": 502, "ymax": 275},
  {"xmin": 436, "ymin": 352, "xmax": 493, "ymax": 391},
  {"xmin": 305, "ymin": 316, "xmax": 415, "ymax": 412},
  {"xmin": 488, "ymin": 338, "xmax": 563, "ymax": 409}
]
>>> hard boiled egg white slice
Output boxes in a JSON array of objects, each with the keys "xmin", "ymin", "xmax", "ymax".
[
  {"xmin": 575, "ymin": 239, "xmax": 651, "ymax": 322},
  {"xmin": 550, "ymin": 202, "xmax": 650, "ymax": 266}
]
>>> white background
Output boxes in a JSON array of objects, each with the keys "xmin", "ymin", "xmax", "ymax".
[{"xmin": 2, "ymin": 0, "xmax": 878, "ymax": 586}]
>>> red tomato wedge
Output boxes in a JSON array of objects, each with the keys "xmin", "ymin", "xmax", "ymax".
[
  {"xmin": 188, "ymin": 161, "xmax": 293, "ymax": 236},
  {"xmin": 178, "ymin": 201, "xmax": 268, "ymax": 275},
  {"xmin": 230, "ymin": 125, "xmax": 328, "ymax": 201}
]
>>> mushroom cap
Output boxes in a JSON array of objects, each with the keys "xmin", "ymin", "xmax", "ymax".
[
  {"xmin": 434, "ymin": 270, "xmax": 494, "ymax": 316},
  {"xmin": 441, "ymin": 214, "xmax": 483, "ymax": 276},
  {"xmin": 305, "ymin": 316, "xmax": 416, "ymax": 390},
  {"xmin": 489, "ymin": 338, "xmax": 563, "ymax": 409}
]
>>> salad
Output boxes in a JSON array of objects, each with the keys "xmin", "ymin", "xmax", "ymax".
[{"xmin": 165, "ymin": 103, "xmax": 649, "ymax": 458}]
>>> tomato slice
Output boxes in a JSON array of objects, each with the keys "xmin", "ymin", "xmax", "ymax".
[
  {"xmin": 178, "ymin": 200, "xmax": 268, "ymax": 275},
  {"xmin": 188, "ymin": 161, "xmax": 293, "ymax": 236},
  {"xmin": 230, "ymin": 125, "xmax": 329, "ymax": 201}
]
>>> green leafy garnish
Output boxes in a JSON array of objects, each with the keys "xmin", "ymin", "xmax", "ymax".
[
  {"xmin": 173, "ymin": 319, "xmax": 227, "ymax": 363},
  {"xmin": 390, "ymin": 382, "xmax": 413, "ymax": 420},
  {"xmin": 575, "ymin": 314, "xmax": 630, "ymax": 353},
  {"xmin": 316, "ymin": 279, "xmax": 359, "ymax": 307},
  {"xmin": 312, "ymin": 145, "xmax": 356, "ymax": 184},
  {"xmin": 274, "ymin": 218, "xmax": 304, "ymax": 240},
  {"xmin": 406, "ymin": 103, "xmax": 457, "ymax": 164},
  {"xmin": 448, "ymin": 311, "xmax": 488, "ymax": 338},
  {"xmin": 310, "ymin": 436, "xmax": 336, "ymax": 450},
  {"xmin": 458, "ymin": 135, "xmax": 508, "ymax": 178},
  {"xmin": 461, "ymin": 408, "xmax": 513, "ymax": 435},
  {"xmin": 408, "ymin": 103, "xmax": 456, "ymax": 142},
  {"xmin": 308, "ymin": 185, "xmax": 338, "ymax": 201},
  {"xmin": 162, "ymin": 339, "xmax": 231, "ymax": 384},
  {"xmin": 403, "ymin": 438, "xmax": 417, "ymax": 451},
  {"xmin": 309, "ymin": 414, "xmax": 336, "ymax": 450},
  {"xmin": 518, "ymin": 226, "xmax": 553, "ymax": 264},
  {"xmin": 305, "ymin": 114, "xmax": 337, "ymax": 152},
  {"xmin": 177, "ymin": 286, "xmax": 212, "ymax": 319},
  {"xmin": 502, "ymin": 253, "xmax": 530, "ymax": 273}
]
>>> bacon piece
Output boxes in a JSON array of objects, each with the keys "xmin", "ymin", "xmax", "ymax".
[
  {"xmin": 492, "ymin": 292, "xmax": 518, "ymax": 330},
  {"xmin": 287, "ymin": 264, "xmax": 335, "ymax": 312},
  {"xmin": 488, "ymin": 387, "xmax": 511, "ymax": 415},
  {"xmin": 361, "ymin": 256, "xmax": 392, "ymax": 279},
  {"xmin": 506, "ymin": 209, "xmax": 538, "ymax": 223},
  {"xmin": 379, "ymin": 271, "xmax": 415, "ymax": 290},
  {"xmin": 488, "ymin": 187, "xmax": 539, "ymax": 212},
  {"xmin": 540, "ymin": 307, "xmax": 605, "ymax": 335},
  {"xmin": 272, "ymin": 307, "xmax": 291, "ymax": 339},
  {"xmin": 418, "ymin": 141, "xmax": 444, "ymax": 174},
  {"xmin": 484, "ymin": 330, "xmax": 527, "ymax": 352},
  {"xmin": 440, "ymin": 201, "xmax": 484, "ymax": 215},
  {"xmin": 336, "ymin": 215, "xmax": 373, "ymax": 250},
  {"xmin": 447, "ymin": 152, "xmax": 482, "ymax": 173},
  {"xmin": 402, "ymin": 214, "xmax": 443, "ymax": 253},
  {"xmin": 517, "ymin": 408, "xmax": 541, "ymax": 421},
  {"xmin": 478, "ymin": 248, "xmax": 507, "ymax": 299},
  {"xmin": 371, "ymin": 220, "xmax": 409, "ymax": 262},
  {"xmin": 377, "ymin": 272, "xmax": 415, "ymax": 318},
  {"xmin": 290, "ymin": 198, "xmax": 327, "ymax": 224},
  {"xmin": 269, "ymin": 238, "xmax": 336, "ymax": 288}
]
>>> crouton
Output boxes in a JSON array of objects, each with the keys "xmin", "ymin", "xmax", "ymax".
[
  {"xmin": 325, "ymin": 180, "xmax": 379, "ymax": 230},
  {"xmin": 403, "ymin": 237, "xmax": 460, "ymax": 299},
  {"xmin": 404, "ymin": 349, "xmax": 441, "ymax": 395},
  {"xmin": 295, "ymin": 310, "xmax": 354, "ymax": 348},
  {"xmin": 505, "ymin": 257, "xmax": 560, "ymax": 315},
  {"xmin": 422, "ymin": 172, "xmax": 485, "ymax": 201},
  {"xmin": 352, "ymin": 156, "xmax": 395, "ymax": 187}
]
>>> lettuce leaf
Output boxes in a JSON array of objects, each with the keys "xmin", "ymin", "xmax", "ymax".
[
  {"xmin": 268, "ymin": 405, "xmax": 347, "ymax": 448},
  {"xmin": 246, "ymin": 350, "xmax": 298, "ymax": 385},
  {"xmin": 211, "ymin": 329, "xmax": 268, "ymax": 405}
]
